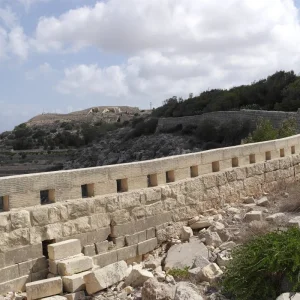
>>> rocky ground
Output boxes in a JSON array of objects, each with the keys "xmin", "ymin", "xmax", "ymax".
[{"xmin": 3, "ymin": 185, "xmax": 300, "ymax": 300}]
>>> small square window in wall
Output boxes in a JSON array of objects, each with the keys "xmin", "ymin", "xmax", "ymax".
[
  {"xmin": 249, "ymin": 154, "xmax": 256, "ymax": 164},
  {"xmin": 291, "ymin": 146, "xmax": 296, "ymax": 154},
  {"xmin": 232, "ymin": 157, "xmax": 239, "ymax": 168},
  {"xmin": 212, "ymin": 161, "xmax": 220, "ymax": 172},
  {"xmin": 40, "ymin": 189, "xmax": 55, "ymax": 205},
  {"xmin": 265, "ymin": 151, "xmax": 271, "ymax": 161},
  {"xmin": 166, "ymin": 170, "xmax": 175, "ymax": 183},
  {"xmin": 0, "ymin": 195, "xmax": 9, "ymax": 212},
  {"xmin": 190, "ymin": 166, "xmax": 199, "ymax": 178},
  {"xmin": 147, "ymin": 174, "xmax": 158, "ymax": 187},
  {"xmin": 280, "ymin": 148, "xmax": 285, "ymax": 157},
  {"xmin": 117, "ymin": 178, "xmax": 128, "ymax": 193},
  {"xmin": 81, "ymin": 183, "xmax": 94, "ymax": 198}
]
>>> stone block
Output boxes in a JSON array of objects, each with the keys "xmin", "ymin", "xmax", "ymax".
[
  {"xmin": 26, "ymin": 277, "xmax": 62, "ymax": 300},
  {"xmin": 92, "ymin": 250, "xmax": 118, "ymax": 268},
  {"xmin": 0, "ymin": 264, "xmax": 19, "ymax": 283},
  {"xmin": 32, "ymin": 257, "xmax": 48, "ymax": 273},
  {"xmin": 125, "ymin": 233, "xmax": 139, "ymax": 246},
  {"xmin": 244, "ymin": 211, "xmax": 263, "ymax": 222},
  {"xmin": 112, "ymin": 236, "xmax": 125, "ymax": 249},
  {"xmin": 62, "ymin": 271, "xmax": 91, "ymax": 293},
  {"xmin": 83, "ymin": 244, "xmax": 96, "ymax": 257},
  {"xmin": 57, "ymin": 256, "xmax": 93, "ymax": 276},
  {"xmin": 137, "ymin": 238, "xmax": 158, "ymax": 255},
  {"xmin": 41, "ymin": 296, "xmax": 67, "ymax": 300},
  {"xmin": 146, "ymin": 228, "xmax": 156, "ymax": 240},
  {"xmin": 138, "ymin": 231, "xmax": 147, "ymax": 243},
  {"xmin": 95, "ymin": 241, "xmax": 108, "ymax": 254},
  {"xmin": 117, "ymin": 245, "xmax": 137, "ymax": 261},
  {"xmin": 0, "ymin": 275, "xmax": 30, "ymax": 294},
  {"xmin": 84, "ymin": 261, "xmax": 127, "ymax": 294},
  {"xmin": 18, "ymin": 260, "xmax": 33, "ymax": 277},
  {"xmin": 48, "ymin": 240, "xmax": 81, "ymax": 261},
  {"xmin": 65, "ymin": 291, "xmax": 86, "ymax": 300},
  {"xmin": 86, "ymin": 227, "xmax": 110, "ymax": 244}
]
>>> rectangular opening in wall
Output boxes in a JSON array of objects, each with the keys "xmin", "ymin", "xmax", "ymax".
[
  {"xmin": 42, "ymin": 239, "xmax": 56, "ymax": 259},
  {"xmin": 190, "ymin": 166, "xmax": 198, "ymax": 177},
  {"xmin": 147, "ymin": 174, "xmax": 158, "ymax": 187},
  {"xmin": 265, "ymin": 151, "xmax": 271, "ymax": 161},
  {"xmin": 166, "ymin": 170, "xmax": 175, "ymax": 183},
  {"xmin": 249, "ymin": 154, "xmax": 256, "ymax": 164},
  {"xmin": 212, "ymin": 161, "xmax": 220, "ymax": 172},
  {"xmin": 0, "ymin": 195, "xmax": 9, "ymax": 212},
  {"xmin": 117, "ymin": 178, "xmax": 128, "ymax": 193},
  {"xmin": 291, "ymin": 146, "xmax": 296, "ymax": 154},
  {"xmin": 40, "ymin": 189, "xmax": 55, "ymax": 205},
  {"xmin": 232, "ymin": 157, "xmax": 239, "ymax": 168},
  {"xmin": 81, "ymin": 183, "xmax": 94, "ymax": 198},
  {"xmin": 280, "ymin": 148, "xmax": 285, "ymax": 157}
]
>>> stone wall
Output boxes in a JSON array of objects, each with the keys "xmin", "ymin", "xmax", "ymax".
[
  {"xmin": 157, "ymin": 110, "xmax": 300, "ymax": 131},
  {"xmin": 2, "ymin": 134, "xmax": 300, "ymax": 293}
]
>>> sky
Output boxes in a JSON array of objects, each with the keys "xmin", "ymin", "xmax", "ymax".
[{"xmin": 1, "ymin": 0, "xmax": 300, "ymax": 132}]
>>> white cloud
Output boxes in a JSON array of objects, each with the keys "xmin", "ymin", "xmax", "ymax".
[
  {"xmin": 8, "ymin": 26, "xmax": 28, "ymax": 60},
  {"xmin": 25, "ymin": 62, "xmax": 55, "ymax": 80},
  {"xmin": 18, "ymin": 0, "xmax": 50, "ymax": 10},
  {"xmin": 35, "ymin": 0, "xmax": 300, "ymax": 105},
  {"xmin": 0, "ymin": 6, "xmax": 17, "ymax": 28}
]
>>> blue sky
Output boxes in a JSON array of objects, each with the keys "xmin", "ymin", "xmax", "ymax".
[{"xmin": 1, "ymin": 0, "xmax": 300, "ymax": 132}]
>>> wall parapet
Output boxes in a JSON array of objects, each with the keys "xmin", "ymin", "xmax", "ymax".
[{"xmin": 1, "ymin": 134, "xmax": 300, "ymax": 210}]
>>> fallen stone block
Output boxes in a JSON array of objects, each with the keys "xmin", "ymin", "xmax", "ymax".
[
  {"xmin": 192, "ymin": 255, "xmax": 210, "ymax": 269},
  {"xmin": 243, "ymin": 211, "xmax": 263, "ymax": 223},
  {"xmin": 164, "ymin": 237, "xmax": 208, "ymax": 271},
  {"xmin": 219, "ymin": 241, "xmax": 236, "ymax": 250},
  {"xmin": 26, "ymin": 277, "xmax": 62, "ymax": 300},
  {"xmin": 266, "ymin": 213, "xmax": 286, "ymax": 224},
  {"xmin": 142, "ymin": 278, "xmax": 175, "ymax": 300},
  {"xmin": 180, "ymin": 226, "xmax": 193, "ymax": 242},
  {"xmin": 190, "ymin": 218, "xmax": 212, "ymax": 230},
  {"xmin": 83, "ymin": 244, "xmax": 96, "ymax": 257},
  {"xmin": 48, "ymin": 240, "xmax": 81, "ymax": 261},
  {"xmin": 62, "ymin": 271, "xmax": 91, "ymax": 292},
  {"xmin": 84, "ymin": 261, "xmax": 127, "ymax": 295},
  {"xmin": 125, "ymin": 265, "xmax": 153, "ymax": 287},
  {"xmin": 289, "ymin": 216, "xmax": 300, "ymax": 228},
  {"xmin": 217, "ymin": 251, "xmax": 231, "ymax": 267},
  {"xmin": 198, "ymin": 263, "xmax": 223, "ymax": 285},
  {"xmin": 40, "ymin": 297, "xmax": 67, "ymax": 300},
  {"xmin": 0, "ymin": 275, "xmax": 30, "ymax": 294},
  {"xmin": 257, "ymin": 196, "xmax": 269, "ymax": 207},
  {"xmin": 174, "ymin": 282, "xmax": 203, "ymax": 300},
  {"xmin": 204, "ymin": 231, "xmax": 222, "ymax": 247},
  {"xmin": 276, "ymin": 293, "xmax": 300, "ymax": 300},
  {"xmin": 58, "ymin": 256, "xmax": 93, "ymax": 276}
]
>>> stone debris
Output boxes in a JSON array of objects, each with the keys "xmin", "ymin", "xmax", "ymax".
[
  {"xmin": 256, "ymin": 196, "xmax": 270, "ymax": 207},
  {"xmin": 180, "ymin": 226, "xmax": 193, "ymax": 242},
  {"xmin": 198, "ymin": 263, "xmax": 223, "ymax": 285},
  {"xmin": 243, "ymin": 211, "xmax": 263, "ymax": 222},
  {"xmin": 124, "ymin": 265, "xmax": 153, "ymax": 287},
  {"xmin": 190, "ymin": 218, "xmax": 212, "ymax": 230},
  {"xmin": 276, "ymin": 293, "xmax": 300, "ymax": 300}
]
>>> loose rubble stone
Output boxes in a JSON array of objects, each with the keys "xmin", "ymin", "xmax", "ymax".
[
  {"xmin": 204, "ymin": 231, "xmax": 222, "ymax": 247},
  {"xmin": 48, "ymin": 240, "xmax": 81, "ymax": 261},
  {"xmin": 242, "ymin": 196, "xmax": 255, "ymax": 204},
  {"xmin": 219, "ymin": 241, "xmax": 236, "ymax": 251},
  {"xmin": 288, "ymin": 216, "xmax": 300, "ymax": 228},
  {"xmin": 144, "ymin": 255, "xmax": 162, "ymax": 270},
  {"xmin": 256, "ymin": 196, "xmax": 269, "ymax": 207},
  {"xmin": 57, "ymin": 256, "xmax": 93, "ymax": 276},
  {"xmin": 266, "ymin": 213, "xmax": 286, "ymax": 224},
  {"xmin": 190, "ymin": 219, "xmax": 212, "ymax": 230},
  {"xmin": 180, "ymin": 226, "xmax": 193, "ymax": 242},
  {"xmin": 65, "ymin": 291, "xmax": 85, "ymax": 300},
  {"xmin": 164, "ymin": 238, "xmax": 208, "ymax": 271},
  {"xmin": 84, "ymin": 261, "xmax": 127, "ymax": 295},
  {"xmin": 188, "ymin": 216, "xmax": 200, "ymax": 226},
  {"xmin": 192, "ymin": 255, "xmax": 210, "ymax": 269},
  {"xmin": 217, "ymin": 251, "xmax": 231, "ymax": 267},
  {"xmin": 198, "ymin": 263, "xmax": 223, "ymax": 285},
  {"xmin": 174, "ymin": 282, "xmax": 203, "ymax": 300},
  {"xmin": 125, "ymin": 265, "xmax": 153, "ymax": 287},
  {"xmin": 142, "ymin": 278, "xmax": 175, "ymax": 300},
  {"xmin": 227, "ymin": 207, "xmax": 240, "ymax": 214},
  {"xmin": 243, "ymin": 211, "xmax": 263, "ymax": 222}
]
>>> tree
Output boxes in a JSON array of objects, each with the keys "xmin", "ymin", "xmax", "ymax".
[{"xmin": 244, "ymin": 119, "xmax": 277, "ymax": 143}]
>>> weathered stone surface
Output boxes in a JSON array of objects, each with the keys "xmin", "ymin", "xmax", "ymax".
[
  {"xmin": 62, "ymin": 271, "xmax": 91, "ymax": 292},
  {"xmin": 217, "ymin": 251, "xmax": 231, "ymax": 267},
  {"xmin": 198, "ymin": 263, "xmax": 223, "ymax": 285},
  {"xmin": 164, "ymin": 238, "xmax": 208, "ymax": 271},
  {"xmin": 92, "ymin": 250, "xmax": 118, "ymax": 268},
  {"xmin": 204, "ymin": 231, "xmax": 222, "ymax": 247},
  {"xmin": 266, "ymin": 213, "xmax": 286, "ymax": 224},
  {"xmin": 26, "ymin": 277, "xmax": 62, "ymax": 300},
  {"xmin": 84, "ymin": 261, "xmax": 127, "ymax": 294},
  {"xmin": 243, "ymin": 211, "xmax": 263, "ymax": 222},
  {"xmin": 180, "ymin": 226, "xmax": 193, "ymax": 242},
  {"xmin": 192, "ymin": 255, "xmax": 210, "ymax": 269},
  {"xmin": 41, "ymin": 296, "xmax": 67, "ymax": 300},
  {"xmin": 289, "ymin": 216, "xmax": 300, "ymax": 227},
  {"xmin": 138, "ymin": 238, "xmax": 158, "ymax": 255},
  {"xmin": 219, "ymin": 241, "xmax": 236, "ymax": 250},
  {"xmin": 65, "ymin": 291, "xmax": 85, "ymax": 300},
  {"xmin": 10, "ymin": 211, "xmax": 30, "ymax": 229},
  {"xmin": 58, "ymin": 256, "xmax": 93, "ymax": 276},
  {"xmin": 142, "ymin": 278, "xmax": 174, "ymax": 300},
  {"xmin": 83, "ymin": 244, "xmax": 96, "ymax": 257},
  {"xmin": 125, "ymin": 265, "xmax": 153, "ymax": 287},
  {"xmin": 95, "ymin": 241, "xmax": 109, "ymax": 254},
  {"xmin": 48, "ymin": 240, "xmax": 81, "ymax": 261},
  {"xmin": 174, "ymin": 282, "xmax": 203, "ymax": 300}
]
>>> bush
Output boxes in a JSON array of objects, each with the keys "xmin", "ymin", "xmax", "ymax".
[
  {"xmin": 278, "ymin": 118, "xmax": 297, "ymax": 138},
  {"xmin": 222, "ymin": 227, "xmax": 300, "ymax": 300},
  {"xmin": 167, "ymin": 267, "xmax": 190, "ymax": 280}
]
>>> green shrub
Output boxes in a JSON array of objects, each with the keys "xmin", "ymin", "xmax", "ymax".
[
  {"xmin": 244, "ymin": 119, "xmax": 278, "ymax": 143},
  {"xmin": 222, "ymin": 227, "xmax": 300, "ymax": 300},
  {"xmin": 278, "ymin": 118, "xmax": 297, "ymax": 138},
  {"xmin": 167, "ymin": 267, "xmax": 190, "ymax": 280}
]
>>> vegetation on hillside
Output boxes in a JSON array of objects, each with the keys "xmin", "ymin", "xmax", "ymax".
[
  {"xmin": 222, "ymin": 227, "xmax": 300, "ymax": 300},
  {"xmin": 152, "ymin": 71, "xmax": 299, "ymax": 118}
]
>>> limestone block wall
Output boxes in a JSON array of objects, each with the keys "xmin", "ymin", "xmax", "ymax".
[
  {"xmin": 1, "ymin": 153, "xmax": 300, "ymax": 293},
  {"xmin": 1, "ymin": 134, "xmax": 300, "ymax": 210},
  {"xmin": 157, "ymin": 109, "xmax": 300, "ymax": 131}
]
